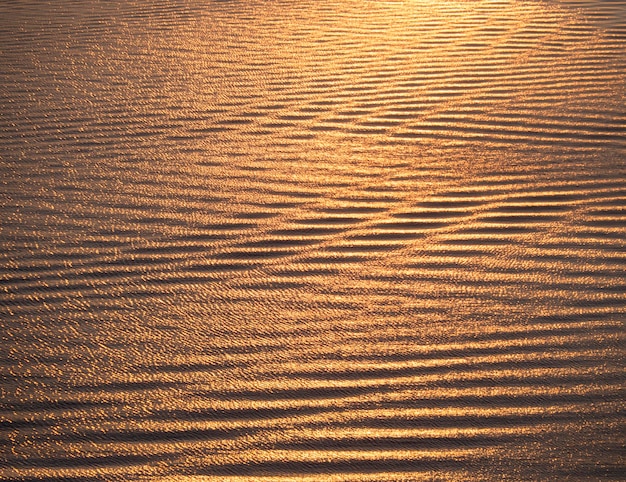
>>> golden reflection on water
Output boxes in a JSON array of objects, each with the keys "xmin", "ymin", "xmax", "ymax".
[{"xmin": 0, "ymin": 0, "xmax": 625, "ymax": 480}]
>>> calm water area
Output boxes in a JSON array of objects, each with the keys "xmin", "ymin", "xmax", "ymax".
[{"xmin": 1, "ymin": 1, "xmax": 625, "ymax": 480}]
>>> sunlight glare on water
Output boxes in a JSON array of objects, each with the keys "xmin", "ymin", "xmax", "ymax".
[{"xmin": 1, "ymin": 0, "xmax": 624, "ymax": 480}]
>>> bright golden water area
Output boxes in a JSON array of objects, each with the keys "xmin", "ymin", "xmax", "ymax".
[{"xmin": 1, "ymin": 0, "xmax": 625, "ymax": 480}]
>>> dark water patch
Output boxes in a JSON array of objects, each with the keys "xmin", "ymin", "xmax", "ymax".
[
  {"xmin": 565, "ymin": 268, "xmax": 626, "ymax": 279},
  {"xmin": 260, "ymin": 122, "xmax": 296, "ymax": 129},
  {"xmin": 173, "ymin": 233, "xmax": 230, "ymax": 242},
  {"xmin": 237, "ymin": 280, "xmax": 308, "ymax": 291},
  {"xmin": 572, "ymin": 229, "xmax": 626, "ymax": 240},
  {"xmin": 150, "ymin": 405, "xmax": 329, "ymax": 423},
  {"xmin": 199, "ymin": 222, "xmax": 257, "ymax": 231},
  {"xmin": 352, "ymin": 412, "xmax": 595, "ymax": 431},
  {"xmin": 320, "ymin": 206, "xmax": 386, "ymax": 215},
  {"xmin": 417, "ymin": 200, "xmax": 486, "ymax": 208},
  {"xmin": 256, "ymin": 104, "xmax": 287, "ymax": 111},
  {"xmin": 439, "ymin": 237, "xmax": 511, "ymax": 246},
  {"xmin": 420, "ymin": 248, "xmax": 491, "ymax": 258},
  {"xmin": 359, "ymin": 120, "xmax": 401, "ymax": 128},
  {"xmin": 529, "ymin": 312, "xmax": 622, "ymax": 324},
  {"xmin": 363, "ymin": 185, "xmax": 406, "ymax": 194},
  {"xmin": 324, "ymin": 243, "xmax": 399, "ymax": 253},
  {"xmin": 335, "ymin": 196, "xmax": 405, "ymax": 204},
  {"xmin": 279, "ymin": 114, "xmax": 317, "ymax": 121},
  {"xmin": 584, "ymin": 218, "xmax": 626, "ymax": 228},
  {"xmin": 1, "ymin": 417, "xmax": 80, "ymax": 430},
  {"xmin": 208, "ymin": 385, "xmax": 378, "ymax": 402},
  {"xmin": 391, "ymin": 210, "xmax": 468, "ymax": 219},
  {"xmin": 263, "ymin": 189, "xmax": 321, "ymax": 199},
  {"xmin": 216, "ymin": 118, "xmax": 255, "ymax": 126},
  {"xmin": 535, "ymin": 240, "xmax": 624, "ymax": 251},
  {"xmin": 378, "ymin": 112, "xmax": 423, "ymax": 120},
  {"xmin": 140, "ymin": 362, "xmax": 242, "ymax": 375},
  {"xmin": 187, "ymin": 262, "xmax": 258, "ymax": 273},
  {"xmin": 234, "ymin": 211, "xmax": 278, "ymax": 219},
  {"xmin": 294, "ymin": 216, "xmax": 363, "ymax": 226},
  {"xmin": 47, "ymin": 426, "xmax": 253, "ymax": 445},
  {"xmin": 439, "ymin": 372, "xmax": 625, "ymax": 390},
  {"xmin": 213, "ymin": 247, "xmax": 298, "ymax": 260},
  {"xmin": 240, "ymin": 238, "xmax": 320, "ymax": 249},
  {"xmin": 131, "ymin": 244, "xmax": 212, "ymax": 255},
  {"xmin": 490, "ymin": 204, "xmax": 571, "ymax": 213},
  {"xmin": 559, "ymin": 465, "xmax": 626, "ymax": 479},
  {"xmin": 0, "ymin": 399, "xmax": 117, "ymax": 414},
  {"xmin": 270, "ymin": 227, "xmax": 345, "ymax": 236},
  {"xmin": 518, "ymin": 252, "xmax": 626, "ymax": 266},
  {"xmin": 347, "ymin": 127, "xmax": 390, "ymax": 136},
  {"xmin": 193, "ymin": 456, "xmax": 484, "ymax": 476},
  {"xmin": 459, "ymin": 225, "xmax": 538, "ymax": 234},
  {"xmin": 374, "ymin": 221, "xmax": 451, "ymax": 230},
  {"xmin": 568, "ymin": 297, "xmax": 626, "ymax": 308},
  {"xmin": 6, "ymin": 477, "xmax": 99, "ymax": 482},
  {"xmin": 300, "ymin": 255, "xmax": 370, "ymax": 264},
  {"xmin": 275, "ymin": 434, "xmax": 521, "ymax": 451},
  {"xmin": 478, "ymin": 214, "xmax": 562, "ymax": 224},
  {"xmin": 348, "ymin": 232, "xmax": 425, "ymax": 241},
  {"xmin": 382, "ymin": 391, "xmax": 625, "ymax": 410},
  {"xmin": 10, "ymin": 452, "xmax": 167, "ymax": 469},
  {"xmin": 72, "ymin": 380, "xmax": 184, "ymax": 394},
  {"xmin": 242, "ymin": 128, "xmax": 277, "ymax": 135},
  {"xmin": 512, "ymin": 193, "xmax": 585, "ymax": 203},
  {"xmin": 309, "ymin": 124, "xmax": 342, "ymax": 132},
  {"xmin": 283, "ymin": 133, "xmax": 317, "ymax": 140},
  {"xmin": 273, "ymin": 267, "xmax": 339, "ymax": 277},
  {"xmin": 188, "ymin": 126, "xmax": 233, "ymax": 133}
]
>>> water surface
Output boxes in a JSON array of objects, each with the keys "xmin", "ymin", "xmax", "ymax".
[{"xmin": 1, "ymin": 0, "xmax": 625, "ymax": 480}]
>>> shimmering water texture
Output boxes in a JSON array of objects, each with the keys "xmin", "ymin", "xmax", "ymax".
[{"xmin": 1, "ymin": 0, "xmax": 625, "ymax": 480}]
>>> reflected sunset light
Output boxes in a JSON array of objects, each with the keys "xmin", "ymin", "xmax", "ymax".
[{"xmin": 1, "ymin": 0, "xmax": 624, "ymax": 480}]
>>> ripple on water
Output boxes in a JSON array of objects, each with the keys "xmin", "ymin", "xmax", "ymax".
[{"xmin": 1, "ymin": 0, "xmax": 625, "ymax": 480}]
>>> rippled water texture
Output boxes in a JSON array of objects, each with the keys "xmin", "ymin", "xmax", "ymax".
[{"xmin": 1, "ymin": 0, "xmax": 625, "ymax": 480}]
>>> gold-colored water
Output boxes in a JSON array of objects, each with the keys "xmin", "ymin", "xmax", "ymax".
[{"xmin": 1, "ymin": 0, "xmax": 624, "ymax": 480}]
